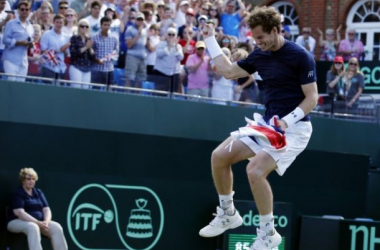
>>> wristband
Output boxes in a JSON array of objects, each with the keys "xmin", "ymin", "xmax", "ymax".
[
  {"xmin": 282, "ymin": 107, "xmax": 305, "ymax": 128},
  {"xmin": 204, "ymin": 36, "xmax": 223, "ymax": 59}
]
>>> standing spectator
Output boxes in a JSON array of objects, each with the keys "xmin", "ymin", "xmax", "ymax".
[
  {"xmin": 158, "ymin": 6, "xmax": 176, "ymax": 36},
  {"xmin": 104, "ymin": 6, "xmax": 120, "ymax": 38},
  {"xmin": 146, "ymin": 24, "xmax": 160, "ymax": 75},
  {"xmin": 27, "ymin": 24, "xmax": 42, "ymax": 81},
  {"xmin": 141, "ymin": 0, "xmax": 157, "ymax": 24},
  {"xmin": 186, "ymin": 40, "xmax": 210, "ymax": 97},
  {"xmin": 70, "ymin": 0, "xmax": 90, "ymax": 19},
  {"xmin": 220, "ymin": 0, "xmax": 245, "ymax": 39},
  {"xmin": 196, "ymin": 14, "xmax": 208, "ymax": 41},
  {"xmin": 317, "ymin": 26, "xmax": 341, "ymax": 61},
  {"xmin": 339, "ymin": 29, "xmax": 365, "ymax": 62},
  {"xmin": 153, "ymin": 27, "xmax": 184, "ymax": 92},
  {"xmin": 125, "ymin": 12, "xmax": 147, "ymax": 89},
  {"xmin": 295, "ymin": 27, "xmax": 316, "ymax": 56},
  {"xmin": 57, "ymin": 0, "xmax": 69, "ymax": 16},
  {"xmin": 344, "ymin": 57, "xmax": 364, "ymax": 110},
  {"xmin": 326, "ymin": 55, "xmax": 346, "ymax": 99},
  {"xmin": 69, "ymin": 19, "xmax": 94, "ymax": 88},
  {"xmin": 2, "ymin": 1, "xmax": 34, "ymax": 82},
  {"xmin": 178, "ymin": 8, "xmax": 196, "ymax": 39},
  {"xmin": 212, "ymin": 47, "xmax": 233, "ymax": 104},
  {"xmin": 40, "ymin": 14, "xmax": 70, "ymax": 83},
  {"xmin": 155, "ymin": 1, "xmax": 165, "ymax": 22},
  {"xmin": 178, "ymin": 27, "xmax": 196, "ymax": 90},
  {"xmin": 39, "ymin": 7, "xmax": 54, "ymax": 33},
  {"xmin": 91, "ymin": 16, "xmax": 119, "ymax": 88},
  {"xmin": 219, "ymin": 35, "xmax": 233, "ymax": 51},
  {"xmin": 0, "ymin": 0, "xmax": 14, "ymax": 74},
  {"xmin": 174, "ymin": 0, "xmax": 189, "ymax": 28},
  {"xmin": 116, "ymin": 6, "xmax": 135, "ymax": 69},
  {"xmin": 209, "ymin": 5, "xmax": 220, "ymax": 28},
  {"xmin": 142, "ymin": 10, "xmax": 155, "ymax": 28},
  {"xmin": 62, "ymin": 8, "xmax": 78, "ymax": 39},
  {"xmin": 85, "ymin": 0, "xmax": 102, "ymax": 35},
  {"xmin": 7, "ymin": 168, "xmax": 68, "ymax": 250}
]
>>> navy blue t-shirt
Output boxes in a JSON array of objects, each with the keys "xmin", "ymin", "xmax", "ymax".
[
  {"xmin": 8, "ymin": 187, "xmax": 49, "ymax": 222},
  {"xmin": 237, "ymin": 40, "xmax": 316, "ymax": 121}
]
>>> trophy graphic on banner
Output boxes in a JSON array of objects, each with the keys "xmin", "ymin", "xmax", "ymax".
[{"xmin": 126, "ymin": 199, "xmax": 153, "ymax": 238}]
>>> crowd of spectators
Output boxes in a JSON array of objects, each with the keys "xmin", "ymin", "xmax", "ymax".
[
  {"xmin": 0, "ymin": 0, "xmax": 265, "ymax": 104},
  {"xmin": 0, "ymin": 0, "xmax": 369, "ymax": 105}
]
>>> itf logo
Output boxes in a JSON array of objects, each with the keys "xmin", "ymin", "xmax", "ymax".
[{"xmin": 67, "ymin": 184, "xmax": 164, "ymax": 250}]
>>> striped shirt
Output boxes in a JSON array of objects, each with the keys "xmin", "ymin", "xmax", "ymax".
[{"xmin": 91, "ymin": 32, "xmax": 119, "ymax": 72}]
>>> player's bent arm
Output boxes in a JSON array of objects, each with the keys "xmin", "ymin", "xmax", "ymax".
[
  {"xmin": 213, "ymin": 55, "xmax": 250, "ymax": 79},
  {"xmin": 279, "ymin": 82, "xmax": 318, "ymax": 130},
  {"xmin": 299, "ymin": 82, "xmax": 319, "ymax": 115}
]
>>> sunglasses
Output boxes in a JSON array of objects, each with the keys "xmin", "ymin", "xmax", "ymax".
[
  {"xmin": 66, "ymin": 14, "xmax": 74, "ymax": 17},
  {"xmin": 19, "ymin": 8, "xmax": 30, "ymax": 11},
  {"xmin": 349, "ymin": 62, "xmax": 358, "ymax": 66},
  {"xmin": 168, "ymin": 33, "xmax": 176, "ymax": 36},
  {"xmin": 80, "ymin": 25, "xmax": 89, "ymax": 28},
  {"xmin": 302, "ymin": 31, "xmax": 310, "ymax": 34},
  {"xmin": 197, "ymin": 47, "xmax": 205, "ymax": 50},
  {"xmin": 60, "ymin": 6, "xmax": 68, "ymax": 9},
  {"xmin": 202, "ymin": 8, "xmax": 209, "ymax": 11},
  {"xmin": 334, "ymin": 62, "xmax": 342, "ymax": 65},
  {"xmin": 136, "ymin": 18, "xmax": 144, "ymax": 21},
  {"xmin": 222, "ymin": 39, "xmax": 230, "ymax": 43},
  {"xmin": 211, "ymin": 8, "xmax": 217, "ymax": 11}
]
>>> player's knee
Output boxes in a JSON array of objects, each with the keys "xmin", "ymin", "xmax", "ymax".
[
  {"xmin": 211, "ymin": 148, "xmax": 231, "ymax": 167},
  {"xmin": 246, "ymin": 164, "xmax": 267, "ymax": 183}
]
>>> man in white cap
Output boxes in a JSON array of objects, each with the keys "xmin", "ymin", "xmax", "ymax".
[{"xmin": 174, "ymin": 0, "xmax": 189, "ymax": 27}]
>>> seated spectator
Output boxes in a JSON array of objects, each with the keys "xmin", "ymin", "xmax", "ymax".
[
  {"xmin": 344, "ymin": 57, "xmax": 364, "ymax": 110},
  {"xmin": 27, "ymin": 24, "xmax": 42, "ymax": 81},
  {"xmin": 295, "ymin": 27, "xmax": 316, "ymax": 56},
  {"xmin": 7, "ymin": 168, "xmax": 68, "ymax": 250},
  {"xmin": 339, "ymin": 29, "xmax": 365, "ymax": 62},
  {"xmin": 40, "ymin": 14, "xmax": 70, "ymax": 83},
  {"xmin": 91, "ymin": 16, "xmax": 119, "ymax": 89},
  {"xmin": 317, "ymin": 26, "xmax": 341, "ymax": 61},
  {"xmin": 69, "ymin": 19, "xmax": 95, "ymax": 88},
  {"xmin": 2, "ymin": 0, "xmax": 34, "ymax": 82},
  {"xmin": 153, "ymin": 27, "xmax": 184, "ymax": 92},
  {"xmin": 39, "ymin": 4, "xmax": 54, "ymax": 33},
  {"xmin": 186, "ymin": 40, "xmax": 210, "ymax": 97}
]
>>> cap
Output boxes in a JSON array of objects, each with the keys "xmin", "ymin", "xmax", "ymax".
[
  {"xmin": 326, "ymin": 28, "xmax": 334, "ymax": 35},
  {"xmin": 136, "ymin": 12, "xmax": 145, "ymax": 20},
  {"xmin": 334, "ymin": 56, "xmax": 344, "ymax": 63},
  {"xmin": 180, "ymin": 0, "xmax": 189, "ymax": 6},
  {"xmin": 143, "ymin": 0, "xmax": 156, "ymax": 9},
  {"xmin": 105, "ymin": 4, "xmax": 115, "ymax": 12},
  {"xmin": 195, "ymin": 41, "xmax": 206, "ymax": 49},
  {"xmin": 186, "ymin": 8, "xmax": 195, "ymax": 16},
  {"xmin": 198, "ymin": 15, "xmax": 208, "ymax": 21},
  {"xmin": 156, "ymin": 0, "xmax": 165, "ymax": 6}
]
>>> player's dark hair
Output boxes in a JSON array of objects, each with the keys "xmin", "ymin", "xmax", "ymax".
[{"xmin": 247, "ymin": 6, "xmax": 281, "ymax": 34}]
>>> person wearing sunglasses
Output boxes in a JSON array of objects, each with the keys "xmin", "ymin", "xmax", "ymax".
[
  {"xmin": 324, "ymin": 55, "xmax": 346, "ymax": 112},
  {"xmin": 7, "ymin": 168, "xmax": 68, "ymax": 250},
  {"xmin": 295, "ymin": 27, "xmax": 316, "ymax": 57},
  {"xmin": 69, "ymin": 18, "xmax": 94, "ymax": 88},
  {"xmin": 153, "ymin": 27, "xmax": 184, "ymax": 93},
  {"xmin": 338, "ymin": 29, "xmax": 365, "ymax": 61},
  {"xmin": 343, "ymin": 57, "xmax": 364, "ymax": 110},
  {"xmin": 2, "ymin": 0, "xmax": 34, "ymax": 82},
  {"xmin": 62, "ymin": 8, "xmax": 78, "ymax": 39},
  {"xmin": 58, "ymin": 0, "xmax": 69, "ymax": 16}
]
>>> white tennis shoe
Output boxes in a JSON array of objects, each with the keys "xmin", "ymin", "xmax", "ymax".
[
  {"xmin": 250, "ymin": 228, "xmax": 282, "ymax": 250},
  {"xmin": 199, "ymin": 206, "xmax": 243, "ymax": 237}
]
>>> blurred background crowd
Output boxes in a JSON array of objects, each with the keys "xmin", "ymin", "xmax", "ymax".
[{"xmin": 0, "ymin": 0, "xmax": 374, "ymax": 105}]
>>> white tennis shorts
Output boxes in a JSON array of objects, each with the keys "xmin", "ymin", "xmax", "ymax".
[{"xmin": 240, "ymin": 121, "xmax": 313, "ymax": 176}]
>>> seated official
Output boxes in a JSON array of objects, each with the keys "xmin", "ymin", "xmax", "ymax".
[{"xmin": 7, "ymin": 168, "xmax": 68, "ymax": 250}]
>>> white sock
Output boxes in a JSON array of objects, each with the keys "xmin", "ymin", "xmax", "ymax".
[
  {"xmin": 219, "ymin": 192, "xmax": 235, "ymax": 216},
  {"xmin": 260, "ymin": 212, "xmax": 275, "ymax": 235}
]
